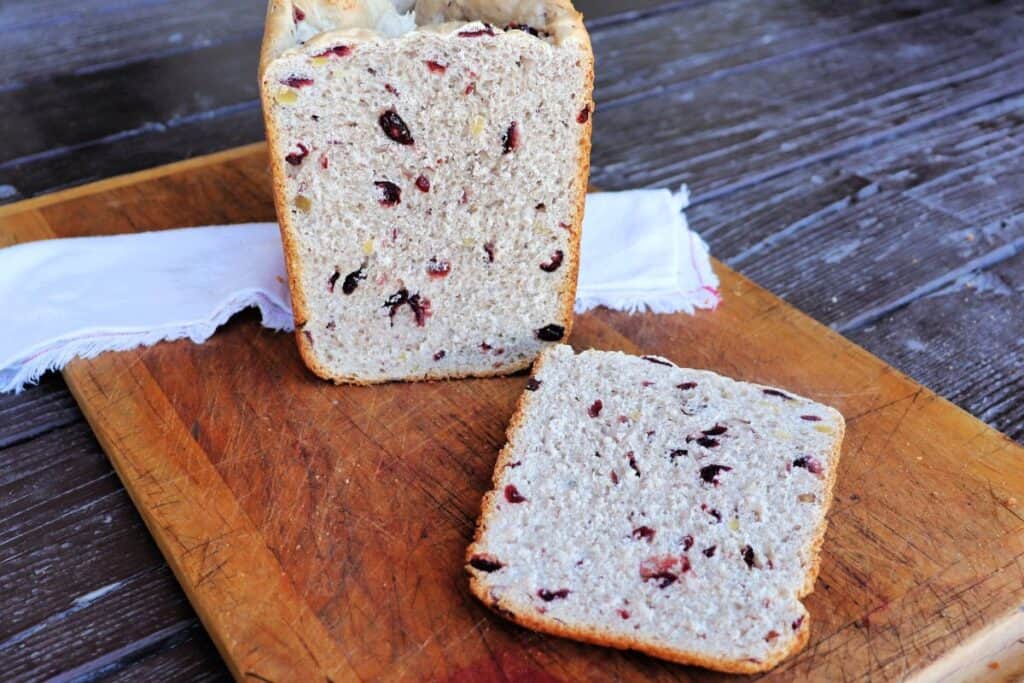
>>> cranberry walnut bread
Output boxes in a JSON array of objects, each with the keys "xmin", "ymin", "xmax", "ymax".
[
  {"xmin": 259, "ymin": 0, "xmax": 594, "ymax": 383},
  {"xmin": 466, "ymin": 346, "xmax": 846, "ymax": 673}
]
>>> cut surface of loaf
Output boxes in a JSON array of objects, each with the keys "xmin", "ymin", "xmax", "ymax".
[
  {"xmin": 466, "ymin": 345, "xmax": 846, "ymax": 673},
  {"xmin": 260, "ymin": 0, "xmax": 594, "ymax": 383}
]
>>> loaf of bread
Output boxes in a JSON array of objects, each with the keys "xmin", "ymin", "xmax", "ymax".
[
  {"xmin": 466, "ymin": 345, "xmax": 845, "ymax": 672},
  {"xmin": 259, "ymin": 1, "xmax": 594, "ymax": 383}
]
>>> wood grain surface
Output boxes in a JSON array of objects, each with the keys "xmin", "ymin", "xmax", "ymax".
[
  {"xmin": 2, "ymin": 145, "xmax": 1022, "ymax": 680},
  {"xmin": 2, "ymin": 0, "xmax": 1023, "ymax": 678}
]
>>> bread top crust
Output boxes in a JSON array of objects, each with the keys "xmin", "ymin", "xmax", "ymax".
[{"xmin": 261, "ymin": 0, "xmax": 590, "ymax": 77}]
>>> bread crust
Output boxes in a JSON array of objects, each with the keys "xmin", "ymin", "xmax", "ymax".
[
  {"xmin": 465, "ymin": 346, "xmax": 846, "ymax": 673},
  {"xmin": 260, "ymin": 0, "xmax": 594, "ymax": 384}
]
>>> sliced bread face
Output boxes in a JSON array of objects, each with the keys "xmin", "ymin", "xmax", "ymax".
[
  {"xmin": 260, "ymin": 1, "xmax": 594, "ymax": 383},
  {"xmin": 466, "ymin": 345, "xmax": 845, "ymax": 673}
]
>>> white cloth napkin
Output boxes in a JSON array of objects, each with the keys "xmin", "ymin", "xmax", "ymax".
[{"xmin": 0, "ymin": 187, "xmax": 718, "ymax": 393}]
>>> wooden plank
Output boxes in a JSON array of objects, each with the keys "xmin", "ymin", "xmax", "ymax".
[
  {"xmin": 589, "ymin": 2, "xmax": 1024, "ymax": 197},
  {"xmin": 847, "ymin": 249, "xmax": 1024, "ymax": 442},
  {"xmin": 2, "ymin": 145, "xmax": 1021, "ymax": 680},
  {"xmin": 0, "ymin": 375, "xmax": 80, "ymax": 449}
]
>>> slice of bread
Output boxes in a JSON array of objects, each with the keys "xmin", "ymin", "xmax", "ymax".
[
  {"xmin": 466, "ymin": 345, "xmax": 845, "ymax": 673},
  {"xmin": 259, "ymin": 1, "xmax": 594, "ymax": 383}
]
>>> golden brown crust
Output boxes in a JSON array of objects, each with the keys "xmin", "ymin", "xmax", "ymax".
[{"xmin": 465, "ymin": 347, "xmax": 845, "ymax": 673}]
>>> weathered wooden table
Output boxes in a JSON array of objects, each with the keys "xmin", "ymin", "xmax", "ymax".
[{"xmin": 1, "ymin": 0, "xmax": 1021, "ymax": 679}]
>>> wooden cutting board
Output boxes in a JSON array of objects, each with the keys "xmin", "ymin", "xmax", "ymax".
[{"xmin": 2, "ymin": 144, "xmax": 1022, "ymax": 682}]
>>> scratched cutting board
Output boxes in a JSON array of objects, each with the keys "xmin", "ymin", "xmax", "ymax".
[{"xmin": 2, "ymin": 143, "xmax": 1023, "ymax": 682}]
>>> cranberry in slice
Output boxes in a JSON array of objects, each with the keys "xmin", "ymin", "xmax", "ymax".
[
  {"xmin": 375, "ymin": 180, "xmax": 401, "ymax": 206},
  {"xmin": 610, "ymin": 471, "xmax": 619, "ymax": 485},
  {"xmin": 537, "ymin": 588, "xmax": 570, "ymax": 601},
  {"xmin": 642, "ymin": 355, "xmax": 673, "ymax": 366},
  {"xmin": 540, "ymin": 250, "xmax": 564, "ymax": 272},
  {"xmin": 433, "ymin": 350, "xmax": 446, "ymax": 361},
  {"xmin": 701, "ymin": 504, "xmax": 722, "ymax": 523},
  {"xmin": 793, "ymin": 456, "xmax": 824, "ymax": 476},
  {"xmin": 425, "ymin": 60, "xmax": 447, "ymax": 73},
  {"xmin": 801, "ymin": 414, "xmax": 822, "ymax": 421},
  {"xmin": 536, "ymin": 324, "xmax": 565, "ymax": 341},
  {"xmin": 341, "ymin": 264, "xmax": 366, "ymax": 295},
  {"xmin": 703, "ymin": 424, "xmax": 728, "ymax": 436},
  {"xmin": 464, "ymin": 82, "xmax": 476, "ymax": 95},
  {"xmin": 458, "ymin": 24, "xmax": 495, "ymax": 37},
  {"xmin": 502, "ymin": 121, "xmax": 520, "ymax": 153},
  {"xmin": 699, "ymin": 464, "xmax": 732, "ymax": 486},
  {"xmin": 669, "ymin": 449, "xmax": 687, "ymax": 461},
  {"xmin": 426, "ymin": 257, "xmax": 451, "ymax": 278},
  {"xmin": 792, "ymin": 615, "xmax": 805, "ymax": 630},
  {"xmin": 281, "ymin": 76, "xmax": 313, "ymax": 88},
  {"xmin": 640, "ymin": 555, "xmax": 680, "ymax": 588},
  {"xmin": 469, "ymin": 554, "xmax": 504, "ymax": 572},
  {"xmin": 577, "ymin": 106, "xmax": 591, "ymax": 124},
  {"xmin": 320, "ymin": 155, "xmax": 329, "ymax": 169},
  {"xmin": 504, "ymin": 484, "xmax": 526, "ymax": 503},
  {"xmin": 696, "ymin": 436, "xmax": 719, "ymax": 448},
  {"xmin": 293, "ymin": 6, "xmax": 305, "ymax": 22},
  {"xmin": 379, "ymin": 109, "xmax": 414, "ymax": 145},
  {"xmin": 742, "ymin": 545, "xmax": 756, "ymax": 569},
  {"xmin": 285, "ymin": 143, "xmax": 309, "ymax": 166},
  {"xmin": 315, "ymin": 45, "xmax": 352, "ymax": 58},
  {"xmin": 677, "ymin": 381, "xmax": 698, "ymax": 390},
  {"xmin": 525, "ymin": 378, "xmax": 542, "ymax": 391},
  {"xmin": 633, "ymin": 526, "xmax": 655, "ymax": 542},
  {"xmin": 505, "ymin": 22, "xmax": 545, "ymax": 37},
  {"xmin": 384, "ymin": 83, "xmax": 399, "ymax": 95},
  {"xmin": 483, "ymin": 242, "xmax": 496, "ymax": 262},
  {"xmin": 415, "ymin": 175, "xmax": 430, "ymax": 192},
  {"xmin": 682, "ymin": 534, "xmax": 694, "ymax": 551},
  {"xmin": 765, "ymin": 630, "xmax": 780, "ymax": 642},
  {"xmin": 588, "ymin": 400, "xmax": 603, "ymax": 418},
  {"xmin": 327, "ymin": 269, "xmax": 340, "ymax": 292},
  {"xmin": 703, "ymin": 546, "xmax": 717, "ymax": 558},
  {"xmin": 627, "ymin": 452, "xmax": 641, "ymax": 477},
  {"xmin": 618, "ymin": 609, "xmax": 630, "ymax": 619},
  {"xmin": 763, "ymin": 388, "xmax": 793, "ymax": 401}
]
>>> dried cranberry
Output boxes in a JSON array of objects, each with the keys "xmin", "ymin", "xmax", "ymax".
[
  {"xmin": 525, "ymin": 378, "xmax": 542, "ymax": 391},
  {"xmin": 433, "ymin": 350, "xmax": 446, "ymax": 361},
  {"xmin": 682, "ymin": 535, "xmax": 694, "ymax": 551},
  {"xmin": 315, "ymin": 45, "xmax": 352, "ymax": 58},
  {"xmin": 677, "ymin": 382, "xmax": 698, "ymax": 390},
  {"xmin": 303, "ymin": 330, "xmax": 314, "ymax": 346},
  {"xmin": 633, "ymin": 526, "xmax": 655, "ymax": 542},
  {"xmin": 384, "ymin": 83, "xmax": 399, "ymax": 95},
  {"xmin": 426, "ymin": 257, "xmax": 451, "ymax": 278},
  {"xmin": 375, "ymin": 181, "xmax": 401, "ymax": 206},
  {"xmin": 384, "ymin": 288, "xmax": 431, "ymax": 326},
  {"xmin": 627, "ymin": 452, "xmax": 641, "ymax": 477},
  {"xmin": 341, "ymin": 264, "xmax": 366, "ymax": 294},
  {"xmin": 701, "ymin": 504, "xmax": 722, "ymax": 523},
  {"xmin": 320, "ymin": 155, "xmax": 329, "ymax": 169},
  {"xmin": 480, "ymin": 342, "xmax": 492, "ymax": 351},
  {"xmin": 281, "ymin": 76, "xmax": 313, "ymax": 88},
  {"xmin": 536, "ymin": 324, "xmax": 565, "ymax": 341},
  {"xmin": 327, "ymin": 269, "xmax": 340, "ymax": 292},
  {"xmin": 507, "ymin": 461, "xmax": 522, "ymax": 468},
  {"xmin": 642, "ymin": 381, "xmax": 654, "ymax": 387},
  {"xmin": 483, "ymin": 242, "xmax": 496, "ymax": 262},
  {"xmin": 379, "ymin": 110, "xmax": 414, "ymax": 145},
  {"xmin": 610, "ymin": 471, "xmax": 618, "ymax": 485},
  {"xmin": 801, "ymin": 414, "xmax": 822, "ymax": 421},
  {"xmin": 679, "ymin": 556, "xmax": 692, "ymax": 573},
  {"xmin": 765, "ymin": 630, "xmax": 780, "ymax": 642},
  {"xmin": 460, "ymin": 190, "xmax": 470, "ymax": 204},
  {"xmin": 617, "ymin": 609, "xmax": 630, "ymax": 619},
  {"xmin": 792, "ymin": 615, "xmax": 805, "ymax": 630},
  {"xmin": 469, "ymin": 554, "xmax": 503, "ymax": 572},
  {"xmin": 703, "ymin": 424, "xmax": 728, "ymax": 437},
  {"xmin": 703, "ymin": 546, "xmax": 716, "ymax": 557},
  {"xmin": 464, "ymin": 82, "xmax": 476, "ymax": 95},
  {"xmin": 415, "ymin": 175, "xmax": 430, "ymax": 192},
  {"xmin": 669, "ymin": 449, "xmax": 687, "ymax": 461},
  {"xmin": 640, "ymin": 555, "xmax": 679, "ymax": 588},
  {"xmin": 699, "ymin": 464, "xmax": 732, "ymax": 486},
  {"xmin": 458, "ymin": 24, "xmax": 495, "ymax": 37},
  {"xmin": 293, "ymin": 6, "xmax": 305, "ymax": 22},
  {"xmin": 577, "ymin": 106, "xmax": 590, "ymax": 124},
  {"xmin": 588, "ymin": 400, "xmax": 603, "ymax": 417},
  {"xmin": 742, "ymin": 545, "xmax": 756, "ymax": 569},
  {"xmin": 285, "ymin": 143, "xmax": 309, "ymax": 165},
  {"xmin": 540, "ymin": 250, "xmax": 564, "ymax": 272},
  {"xmin": 697, "ymin": 436, "xmax": 719, "ymax": 448},
  {"xmin": 537, "ymin": 588, "xmax": 570, "ymax": 601},
  {"xmin": 763, "ymin": 388, "xmax": 793, "ymax": 401},
  {"xmin": 502, "ymin": 122, "xmax": 520, "ymax": 154},
  {"xmin": 558, "ymin": 222, "xmax": 571, "ymax": 230},
  {"xmin": 425, "ymin": 60, "xmax": 447, "ymax": 73},
  {"xmin": 504, "ymin": 484, "xmax": 526, "ymax": 503},
  {"xmin": 793, "ymin": 456, "xmax": 824, "ymax": 476},
  {"xmin": 505, "ymin": 22, "xmax": 546, "ymax": 37},
  {"xmin": 642, "ymin": 355, "xmax": 673, "ymax": 366}
]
